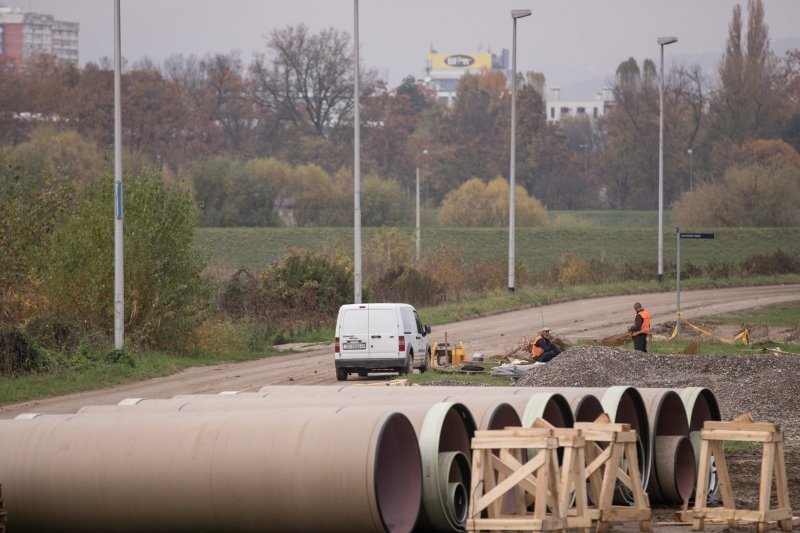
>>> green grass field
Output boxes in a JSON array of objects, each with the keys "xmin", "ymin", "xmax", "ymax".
[{"xmin": 195, "ymin": 224, "xmax": 800, "ymax": 274}]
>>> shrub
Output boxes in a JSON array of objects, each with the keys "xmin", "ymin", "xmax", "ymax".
[
  {"xmin": 0, "ymin": 323, "xmax": 44, "ymax": 375},
  {"xmin": 740, "ymin": 250, "xmax": 800, "ymax": 276},
  {"xmin": 370, "ymin": 266, "xmax": 446, "ymax": 307},
  {"xmin": 673, "ymin": 163, "xmax": 800, "ymax": 227},
  {"xmin": 439, "ymin": 177, "xmax": 548, "ymax": 227},
  {"xmin": 24, "ymin": 315, "xmax": 81, "ymax": 353},
  {"xmin": 43, "ymin": 168, "xmax": 210, "ymax": 349},
  {"xmin": 217, "ymin": 250, "xmax": 353, "ymax": 332}
]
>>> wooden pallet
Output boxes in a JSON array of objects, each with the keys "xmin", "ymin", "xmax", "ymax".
[{"xmin": 691, "ymin": 414, "xmax": 794, "ymax": 532}]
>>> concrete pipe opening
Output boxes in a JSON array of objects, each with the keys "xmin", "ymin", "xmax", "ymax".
[
  {"xmin": 417, "ymin": 402, "xmax": 476, "ymax": 532},
  {"xmin": 521, "ymin": 392, "xmax": 574, "ymax": 429},
  {"xmin": 654, "ymin": 436, "xmax": 696, "ymax": 505},
  {"xmin": 438, "ymin": 451, "xmax": 471, "ymax": 527},
  {"xmin": 638, "ymin": 388, "xmax": 690, "ymax": 505},
  {"xmin": 376, "ymin": 412, "xmax": 424, "ymax": 532},
  {"xmin": 526, "ymin": 388, "xmax": 605, "ymax": 424},
  {"xmin": 680, "ymin": 387, "xmax": 721, "ymax": 502}
]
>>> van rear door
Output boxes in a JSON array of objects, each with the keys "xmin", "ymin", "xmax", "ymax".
[
  {"xmin": 338, "ymin": 307, "xmax": 369, "ymax": 359},
  {"xmin": 367, "ymin": 306, "xmax": 400, "ymax": 360}
]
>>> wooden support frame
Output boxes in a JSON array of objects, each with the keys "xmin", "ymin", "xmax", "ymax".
[
  {"xmin": 467, "ymin": 425, "xmax": 591, "ymax": 532},
  {"xmin": 574, "ymin": 419, "xmax": 652, "ymax": 533},
  {"xmin": 691, "ymin": 415, "xmax": 793, "ymax": 532}
]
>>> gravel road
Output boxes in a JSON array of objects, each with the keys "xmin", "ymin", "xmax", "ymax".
[{"xmin": 2, "ymin": 284, "xmax": 799, "ymax": 418}]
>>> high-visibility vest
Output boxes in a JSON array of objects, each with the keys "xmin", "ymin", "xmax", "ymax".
[
  {"xmin": 531, "ymin": 335, "xmax": 544, "ymax": 358},
  {"xmin": 632, "ymin": 310, "xmax": 651, "ymax": 336}
]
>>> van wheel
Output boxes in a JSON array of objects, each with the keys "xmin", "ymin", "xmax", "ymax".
[
  {"xmin": 335, "ymin": 367, "xmax": 348, "ymax": 381},
  {"xmin": 399, "ymin": 354, "xmax": 413, "ymax": 376},
  {"xmin": 420, "ymin": 350, "xmax": 430, "ymax": 373}
]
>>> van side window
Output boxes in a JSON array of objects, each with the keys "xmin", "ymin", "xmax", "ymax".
[{"xmin": 413, "ymin": 310, "xmax": 423, "ymax": 334}]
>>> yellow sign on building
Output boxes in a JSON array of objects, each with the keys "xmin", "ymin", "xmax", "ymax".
[{"xmin": 428, "ymin": 53, "xmax": 493, "ymax": 71}]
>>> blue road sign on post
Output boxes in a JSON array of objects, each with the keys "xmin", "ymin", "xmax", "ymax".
[
  {"xmin": 679, "ymin": 232, "xmax": 715, "ymax": 239},
  {"xmin": 675, "ymin": 229, "xmax": 715, "ymax": 338}
]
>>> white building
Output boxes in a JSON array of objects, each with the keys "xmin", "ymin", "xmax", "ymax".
[
  {"xmin": 0, "ymin": 6, "xmax": 79, "ymax": 67},
  {"xmin": 545, "ymin": 87, "xmax": 615, "ymax": 123}
]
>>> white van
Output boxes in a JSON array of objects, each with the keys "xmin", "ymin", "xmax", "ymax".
[{"xmin": 334, "ymin": 303, "xmax": 432, "ymax": 381}]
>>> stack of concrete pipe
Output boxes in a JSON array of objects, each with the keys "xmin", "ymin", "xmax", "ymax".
[{"xmin": 0, "ymin": 385, "xmax": 719, "ymax": 532}]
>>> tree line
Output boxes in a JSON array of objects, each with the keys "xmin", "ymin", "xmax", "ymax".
[{"xmin": 0, "ymin": 0, "xmax": 795, "ymax": 223}]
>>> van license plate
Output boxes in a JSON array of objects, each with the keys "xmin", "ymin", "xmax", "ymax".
[{"xmin": 343, "ymin": 342, "xmax": 366, "ymax": 350}]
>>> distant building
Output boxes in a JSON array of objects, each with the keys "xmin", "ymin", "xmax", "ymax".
[
  {"xmin": 545, "ymin": 87, "xmax": 615, "ymax": 123},
  {"xmin": 424, "ymin": 48, "xmax": 510, "ymax": 106},
  {"xmin": 0, "ymin": 6, "xmax": 79, "ymax": 67}
]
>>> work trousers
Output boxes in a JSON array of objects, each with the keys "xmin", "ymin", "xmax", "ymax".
[
  {"xmin": 538, "ymin": 347, "xmax": 561, "ymax": 362},
  {"xmin": 633, "ymin": 334, "xmax": 647, "ymax": 352}
]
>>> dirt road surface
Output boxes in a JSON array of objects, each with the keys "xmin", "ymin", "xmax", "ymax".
[{"xmin": 2, "ymin": 284, "xmax": 799, "ymax": 418}]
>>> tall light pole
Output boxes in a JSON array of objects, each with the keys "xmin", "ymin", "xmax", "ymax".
[
  {"xmin": 353, "ymin": 0, "xmax": 362, "ymax": 303},
  {"xmin": 416, "ymin": 149, "xmax": 428, "ymax": 263},
  {"xmin": 508, "ymin": 8, "xmax": 531, "ymax": 293},
  {"xmin": 113, "ymin": 0, "xmax": 124, "ymax": 350},
  {"xmin": 687, "ymin": 148, "xmax": 693, "ymax": 191},
  {"xmin": 657, "ymin": 36, "xmax": 677, "ymax": 282}
]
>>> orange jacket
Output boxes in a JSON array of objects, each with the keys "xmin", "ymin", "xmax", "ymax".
[
  {"xmin": 531, "ymin": 335, "xmax": 544, "ymax": 358},
  {"xmin": 631, "ymin": 310, "xmax": 651, "ymax": 336}
]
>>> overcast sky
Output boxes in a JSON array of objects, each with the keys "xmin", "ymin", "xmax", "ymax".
[{"xmin": 5, "ymin": 0, "xmax": 800, "ymax": 98}]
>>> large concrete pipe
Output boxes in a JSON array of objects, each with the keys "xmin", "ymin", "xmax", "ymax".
[
  {"xmin": 83, "ymin": 395, "xmax": 520, "ymax": 432},
  {"xmin": 680, "ymin": 387, "xmax": 721, "ymax": 501},
  {"xmin": 82, "ymin": 395, "xmax": 475, "ymax": 533},
  {"xmin": 654, "ymin": 436, "xmax": 696, "ymax": 504},
  {"xmin": 0, "ymin": 406, "xmax": 421, "ymax": 533},
  {"xmin": 637, "ymin": 388, "xmax": 692, "ymax": 505},
  {"xmin": 520, "ymin": 388, "xmax": 604, "ymax": 423},
  {"xmin": 519, "ymin": 392, "xmax": 574, "ymax": 429}
]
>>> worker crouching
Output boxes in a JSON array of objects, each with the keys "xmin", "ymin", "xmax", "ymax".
[{"xmin": 531, "ymin": 328, "xmax": 561, "ymax": 362}]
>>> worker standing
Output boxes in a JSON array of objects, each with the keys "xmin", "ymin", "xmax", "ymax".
[
  {"xmin": 531, "ymin": 328, "xmax": 561, "ymax": 362},
  {"xmin": 628, "ymin": 302, "xmax": 651, "ymax": 352}
]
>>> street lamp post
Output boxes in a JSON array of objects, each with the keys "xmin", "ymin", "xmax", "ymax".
[
  {"xmin": 353, "ymin": 0, "xmax": 362, "ymax": 303},
  {"xmin": 508, "ymin": 8, "xmax": 531, "ymax": 293},
  {"xmin": 657, "ymin": 36, "xmax": 677, "ymax": 282},
  {"xmin": 687, "ymin": 148, "xmax": 693, "ymax": 191},
  {"xmin": 113, "ymin": 0, "xmax": 124, "ymax": 350},
  {"xmin": 416, "ymin": 149, "xmax": 428, "ymax": 263}
]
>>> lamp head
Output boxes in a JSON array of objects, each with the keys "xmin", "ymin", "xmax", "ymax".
[
  {"xmin": 422, "ymin": 149, "xmax": 429, "ymax": 156},
  {"xmin": 657, "ymin": 36, "xmax": 678, "ymax": 46},
  {"xmin": 512, "ymin": 9, "xmax": 532, "ymax": 19},
  {"xmin": 687, "ymin": 148, "xmax": 692, "ymax": 155}
]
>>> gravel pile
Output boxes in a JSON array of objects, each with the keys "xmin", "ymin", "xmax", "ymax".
[{"xmin": 513, "ymin": 345, "xmax": 800, "ymax": 444}]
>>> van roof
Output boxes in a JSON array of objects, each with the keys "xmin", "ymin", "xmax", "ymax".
[{"xmin": 338, "ymin": 303, "xmax": 412, "ymax": 310}]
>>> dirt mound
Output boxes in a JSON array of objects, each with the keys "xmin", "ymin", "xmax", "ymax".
[{"xmin": 514, "ymin": 345, "xmax": 800, "ymax": 444}]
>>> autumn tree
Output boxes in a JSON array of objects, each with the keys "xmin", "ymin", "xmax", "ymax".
[
  {"xmin": 430, "ymin": 71, "xmax": 509, "ymax": 204},
  {"xmin": 673, "ymin": 139, "xmax": 800, "ymax": 227},
  {"xmin": 708, "ymin": 0, "xmax": 785, "ymax": 153}
]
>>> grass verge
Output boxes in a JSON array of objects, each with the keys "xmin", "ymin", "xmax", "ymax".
[{"xmin": 0, "ymin": 349, "xmax": 277, "ymax": 405}]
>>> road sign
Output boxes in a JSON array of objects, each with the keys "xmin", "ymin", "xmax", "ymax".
[{"xmin": 679, "ymin": 232, "xmax": 715, "ymax": 239}]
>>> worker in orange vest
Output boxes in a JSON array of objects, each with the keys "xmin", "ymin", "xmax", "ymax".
[
  {"xmin": 628, "ymin": 302, "xmax": 651, "ymax": 352},
  {"xmin": 531, "ymin": 327, "xmax": 561, "ymax": 362}
]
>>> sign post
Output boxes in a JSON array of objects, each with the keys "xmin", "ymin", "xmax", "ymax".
[{"xmin": 675, "ymin": 229, "xmax": 715, "ymax": 338}]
